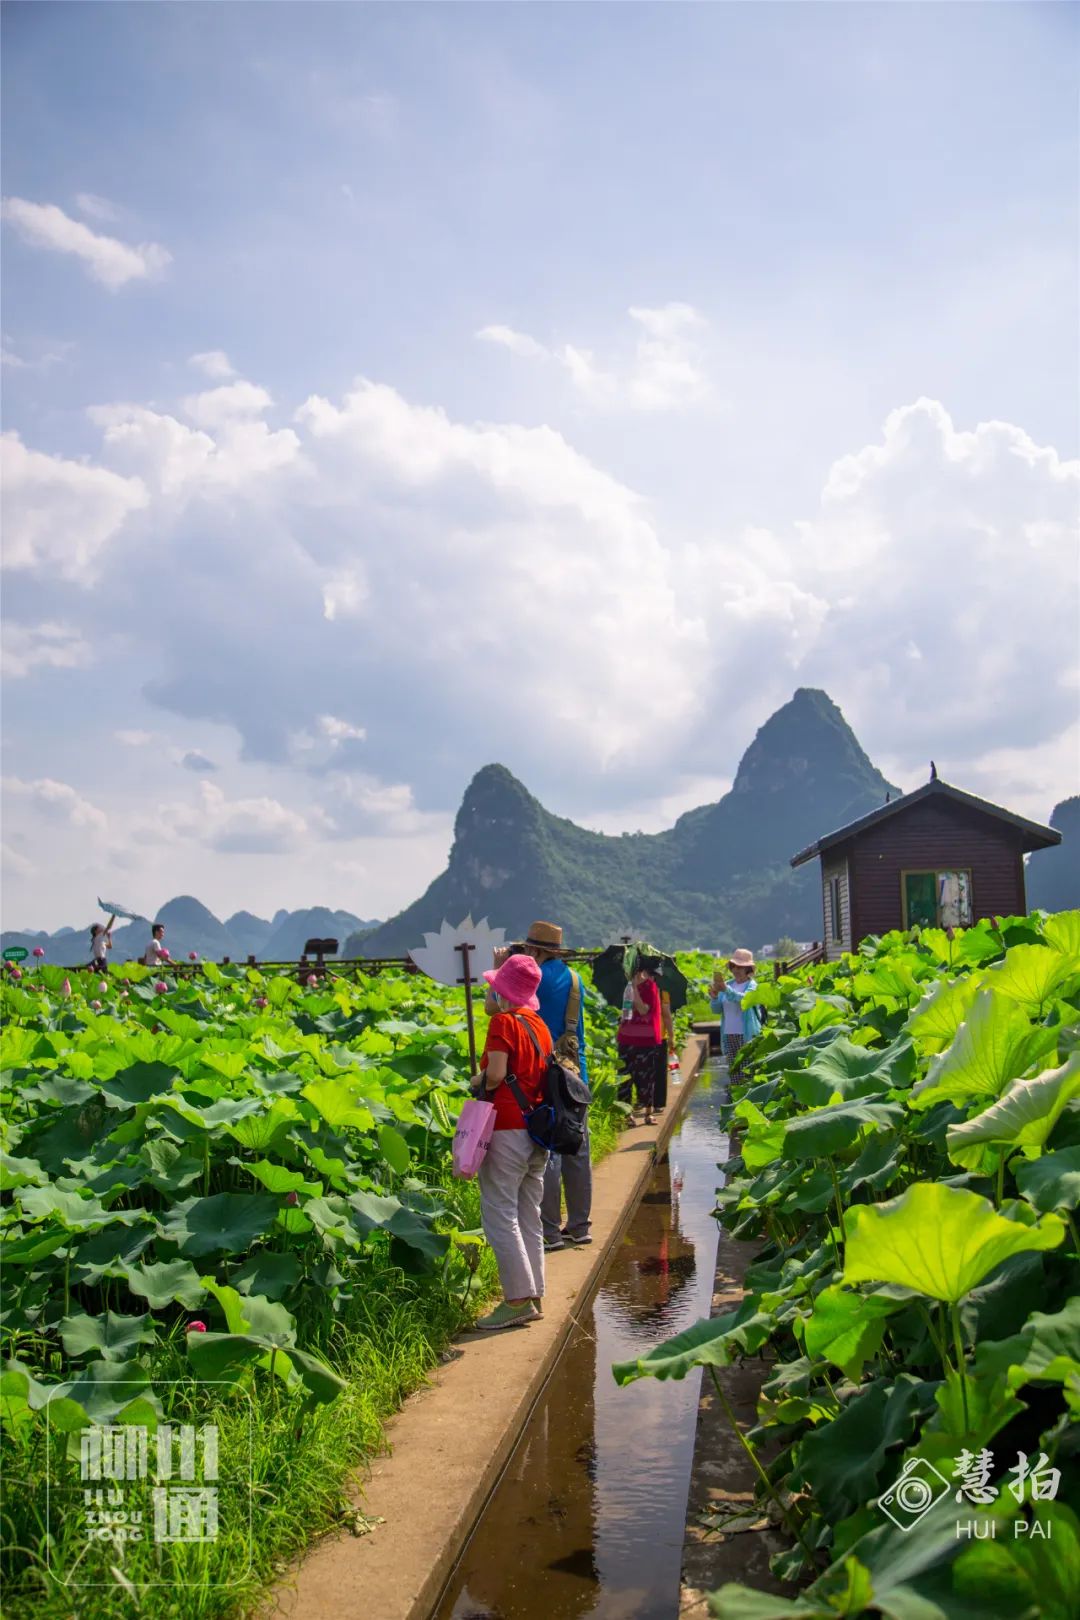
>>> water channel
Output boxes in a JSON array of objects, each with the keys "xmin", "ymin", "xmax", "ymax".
[{"xmin": 434, "ymin": 1062, "xmax": 728, "ymax": 1620}]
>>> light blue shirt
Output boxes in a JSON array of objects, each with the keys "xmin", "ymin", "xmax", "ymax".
[{"xmin": 709, "ymin": 978, "xmax": 761, "ymax": 1039}]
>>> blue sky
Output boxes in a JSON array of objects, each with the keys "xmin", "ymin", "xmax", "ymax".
[{"xmin": 3, "ymin": 2, "xmax": 1077, "ymax": 931}]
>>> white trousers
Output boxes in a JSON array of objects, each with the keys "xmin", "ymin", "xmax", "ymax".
[{"xmin": 478, "ymin": 1129, "xmax": 548, "ymax": 1301}]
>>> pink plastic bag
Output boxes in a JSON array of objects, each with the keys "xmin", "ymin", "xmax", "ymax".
[{"xmin": 452, "ymin": 1097, "xmax": 497, "ymax": 1178}]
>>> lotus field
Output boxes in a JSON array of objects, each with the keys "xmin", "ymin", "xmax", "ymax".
[
  {"xmin": 0, "ymin": 958, "xmax": 627, "ymax": 1615},
  {"xmin": 618, "ymin": 909, "xmax": 1080, "ymax": 1619}
]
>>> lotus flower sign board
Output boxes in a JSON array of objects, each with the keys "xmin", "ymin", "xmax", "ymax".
[{"xmin": 409, "ymin": 916, "xmax": 507, "ymax": 1072}]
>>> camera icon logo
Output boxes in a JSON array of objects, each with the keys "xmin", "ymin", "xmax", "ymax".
[{"xmin": 877, "ymin": 1458, "xmax": 951, "ymax": 1531}]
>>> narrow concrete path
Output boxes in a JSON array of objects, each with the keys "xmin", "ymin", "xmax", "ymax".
[{"xmin": 267, "ymin": 1035, "xmax": 710, "ymax": 1620}]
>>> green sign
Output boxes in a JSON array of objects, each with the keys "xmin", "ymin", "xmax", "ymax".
[{"xmin": 3, "ymin": 947, "xmax": 29, "ymax": 963}]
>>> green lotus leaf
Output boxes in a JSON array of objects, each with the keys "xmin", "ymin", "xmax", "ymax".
[
  {"xmin": 60, "ymin": 1310, "xmax": 157, "ymax": 1361},
  {"xmin": 0, "ymin": 1152, "xmax": 46, "ymax": 1192},
  {"xmin": 121, "ymin": 1258, "xmax": 207, "ymax": 1310},
  {"xmin": 975, "ymin": 1298, "xmax": 1080, "ymax": 1394},
  {"xmin": 802, "ymin": 1285, "xmax": 910, "ymax": 1378},
  {"xmin": 238, "ymin": 1158, "xmax": 320, "ymax": 1196},
  {"xmin": 97, "ymin": 1061, "xmax": 179, "ymax": 1110},
  {"xmin": 905, "ymin": 973, "xmax": 982, "ymax": 1055},
  {"xmin": 784, "ymin": 1038, "xmax": 913, "ymax": 1108},
  {"xmin": 186, "ymin": 1330, "xmax": 343, "ymax": 1403},
  {"xmin": 377, "ymin": 1124, "xmax": 411, "ymax": 1174},
  {"xmin": 22, "ymin": 1074, "xmax": 96, "ymax": 1108},
  {"xmin": 139, "ymin": 1139, "xmax": 205, "ymax": 1194},
  {"xmin": 17, "ymin": 1185, "xmax": 143, "ymax": 1230},
  {"xmin": 302, "ymin": 1078, "xmax": 375, "ymax": 1132},
  {"xmin": 3, "ymin": 1356, "xmax": 158, "ymax": 1431},
  {"xmin": 984, "ymin": 943, "xmax": 1080, "ymax": 1013},
  {"xmin": 782, "ymin": 1099, "xmax": 903, "ymax": 1161},
  {"xmin": 911, "ymin": 989, "xmax": 1057, "ymax": 1111},
  {"xmin": 794, "ymin": 1374, "xmax": 927, "ymax": 1521},
  {"xmin": 71, "ymin": 1223, "xmax": 156, "ymax": 1284},
  {"xmin": 0, "ymin": 1225, "xmax": 71, "ymax": 1265},
  {"xmin": 612, "ymin": 1300, "xmax": 773, "ymax": 1385},
  {"xmin": 201, "ymin": 1279, "xmax": 296, "ymax": 1344},
  {"xmin": 1015, "ymin": 1145, "xmax": 1080, "ymax": 1212},
  {"xmin": 231, "ymin": 1251, "xmax": 302, "ymax": 1301},
  {"xmin": 843, "ymin": 1182, "xmax": 1064, "ymax": 1302},
  {"xmin": 161, "ymin": 1192, "xmax": 279, "ymax": 1257},
  {"xmin": 946, "ymin": 1052, "xmax": 1080, "ymax": 1168}
]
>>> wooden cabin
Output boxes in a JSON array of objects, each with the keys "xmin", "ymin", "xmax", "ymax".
[{"xmin": 790, "ymin": 777, "xmax": 1061, "ymax": 960}]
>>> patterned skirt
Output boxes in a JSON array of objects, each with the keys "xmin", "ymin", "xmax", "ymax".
[
  {"xmin": 618, "ymin": 1042, "xmax": 663, "ymax": 1111},
  {"xmin": 724, "ymin": 1033, "xmax": 746, "ymax": 1074}
]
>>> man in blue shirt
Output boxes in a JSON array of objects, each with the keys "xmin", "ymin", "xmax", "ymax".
[{"xmin": 522, "ymin": 919, "xmax": 592, "ymax": 1249}]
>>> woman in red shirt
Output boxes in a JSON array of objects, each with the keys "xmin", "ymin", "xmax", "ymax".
[
  {"xmin": 616, "ymin": 958, "xmax": 663, "ymax": 1126},
  {"xmin": 471, "ymin": 953, "xmax": 553, "ymax": 1331}
]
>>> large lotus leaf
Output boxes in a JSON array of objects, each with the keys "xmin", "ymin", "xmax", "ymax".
[
  {"xmin": 759, "ymin": 1025, "xmax": 851, "ymax": 1074},
  {"xmin": 984, "ymin": 943, "xmax": 1080, "ymax": 1013},
  {"xmin": 842, "ymin": 1132, "xmax": 903, "ymax": 1196},
  {"xmin": 905, "ymin": 974, "xmax": 982, "ymax": 1055},
  {"xmin": 139, "ymin": 1139, "xmax": 204, "ymax": 1194},
  {"xmin": 303, "ymin": 1195, "xmax": 363, "ymax": 1249},
  {"xmin": 201, "ymin": 1279, "xmax": 296, "ymax": 1344},
  {"xmin": 72, "ymin": 1222, "xmax": 156, "ymax": 1284},
  {"xmin": 612, "ymin": 1300, "xmax": 773, "ymax": 1385},
  {"xmin": 782, "ymin": 1099, "xmax": 903, "ymax": 1161},
  {"xmin": 17, "ymin": 1185, "xmax": 144, "ymax": 1230},
  {"xmin": 1015, "ymin": 1145, "xmax": 1080, "ymax": 1212},
  {"xmin": 0, "ymin": 1152, "xmax": 46, "ymax": 1191},
  {"xmin": 851, "ymin": 958, "xmax": 928, "ymax": 1008},
  {"xmin": 911, "ymin": 990, "xmax": 1057, "ymax": 1111},
  {"xmin": 161, "ymin": 1192, "xmax": 279, "ymax": 1257},
  {"xmin": 952, "ymin": 1502, "xmax": 1080, "ymax": 1620},
  {"xmin": 22, "ymin": 1074, "xmax": 96, "ymax": 1108},
  {"xmin": 302, "ymin": 1078, "xmax": 375, "ymax": 1132},
  {"xmin": 4, "ymin": 1356, "xmax": 157, "ymax": 1431},
  {"xmin": 121, "ymin": 1258, "xmax": 207, "ymax": 1310},
  {"xmin": 802, "ymin": 1285, "xmax": 911, "ymax": 1378},
  {"xmin": 347, "ymin": 1189, "xmax": 448, "ymax": 1261},
  {"xmin": 0, "ymin": 1225, "xmax": 72, "ymax": 1266},
  {"xmin": 975, "ymin": 1298, "xmax": 1080, "ymax": 1394},
  {"xmin": 784, "ymin": 1038, "xmax": 914, "ymax": 1108},
  {"xmin": 1043, "ymin": 909, "xmax": 1080, "ymax": 957},
  {"xmin": 60, "ymin": 1310, "xmax": 157, "ymax": 1361},
  {"xmin": 845, "ymin": 1183, "xmax": 1065, "ymax": 1301},
  {"xmin": 185, "ymin": 1329, "xmax": 345, "ymax": 1404},
  {"xmin": 794, "ymin": 1375, "xmax": 928, "ymax": 1522},
  {"xmin": 282, "ymin": 1346, "xmax": 348, "ymax": 1404},
  {"xmin": 734, "ymin": 1101, "xmax": 787, "ymax": 1171},
  {"xmin": 0, "ymin": 1027, "xmax": 41, "ymax": 1067},
  {"xmin": 946, "ymin": 1052, "xmax": 1080, "ymax": 1168},
  {"xmin": 238, "ymin": 1158, "xmax": 320, "ymax": 1197},
  {"xmin": 97, "ymin": 1061, "xmax": 179, "ymax": 1110},
  {"xmin": 28, "ymin": 1102, "xmax": 112, "ymax": 1175},
  {"xmin": 377, "ymin": 1124, "xmax": 411, "ymax": 1173},
  {"xmin": 224, "ymin": 1098, "xmax": 302, "ymax": 1153},
  {"xmin": 231, "ymin": 1251, "xmax": 302, "ymax": 1301}
]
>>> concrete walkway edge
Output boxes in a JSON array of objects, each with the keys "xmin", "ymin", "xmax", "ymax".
[{"xmin": 267, "ymin": 1033, "xmax": 711, "ymax": 1620}]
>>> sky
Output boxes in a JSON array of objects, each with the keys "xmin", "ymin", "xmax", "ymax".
[{"xmin": 2, "ymin": 1, "xmax": 1078, "ymax": 933}]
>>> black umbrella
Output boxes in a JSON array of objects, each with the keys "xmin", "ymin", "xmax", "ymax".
[{"xmin": 590, "ymin": 941, "xmax": 689, "ymax": 1012}]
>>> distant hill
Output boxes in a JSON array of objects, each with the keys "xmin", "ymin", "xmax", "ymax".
[
  {"xmin": 359, "ymin": 688, "xmax": 900, "ymax": 953},
  {"xmin": 1027, "ymin": 797, "xmax": 1080, "ymax": 912},
  {"xmin": 2, "ymin": 899, "xmax": 380, "ymax": 966}
]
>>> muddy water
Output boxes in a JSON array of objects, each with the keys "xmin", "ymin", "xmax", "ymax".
[{"xmin": 433, "ymin": 1064, "xmax": 728, "ymax": 1620}]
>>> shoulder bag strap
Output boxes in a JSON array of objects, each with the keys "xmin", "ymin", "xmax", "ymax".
[
  {"xmin": 563, "ymin": 970, "xmax": 581, "ymax": 1036},
  {"xmin": 502, "ymin": 1013, "xmax": 547, "ymax": 1121}
]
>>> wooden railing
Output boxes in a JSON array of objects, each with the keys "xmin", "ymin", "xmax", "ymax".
[{"xmin": 774, "ymin": 941, "xmax": 825, "ymax": 977}]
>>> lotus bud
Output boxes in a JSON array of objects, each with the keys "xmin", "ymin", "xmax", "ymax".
[
  {"xmin": 189, "ymin": 951, "xmax": 198, "ymax": 961},
  {"xmin": 187, "ymin": 1320, "xmax": 207, "ymax": 1333},
  {"xmin": 61, "ymin": 977, "xmax": 71, "ymax": 996},
  {"xmin": 160, "ymin": 947, "xmax": 171, "ymax": 960},
  {"xmin": 254, "ymin": 995, "xmax": 268, "ymax": 1009},
  {"xmin": 151, "ymin": 1023, "xmax": 162, "ymax": 1034},
  {"xmin": 91, "ymin": 1000, "xmax": 102, "ymax": 1010},
  {"xmin": 306, "ymin": 973, "xmax": 318, "ymax": 987},
  {"xmin": 285, "ymin": 1190, "xmax": 299, "ymax": 1206},
  {"xmin": 154, "ymin": 980, "xmax": 168, "ymax": 994},
  {"xmin": 10, "ymin": 965, "xmax": 23, "ymax": 980},
  {"xmin": 32, "ymin": 946, "xmax": 45, "ymax": 958},
  {"xmin": 98, "ymin": 980, "xmax": 108, "ymax": 993}
]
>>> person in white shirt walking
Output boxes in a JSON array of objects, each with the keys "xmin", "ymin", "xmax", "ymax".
[{"xmin": 142, "ymin": 924, "xmax": 168, "ymax": 967}]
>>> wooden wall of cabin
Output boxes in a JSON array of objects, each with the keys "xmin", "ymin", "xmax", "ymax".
[
  {"xmin": 821, "ymin": 852, "xmax": 852, "ymax": 960},
  {"xmin": 846, "ymin": 797, "xmax": 1028, "ymax": 943}
]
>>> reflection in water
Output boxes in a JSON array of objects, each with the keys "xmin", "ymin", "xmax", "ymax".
[{"xmin": 436, "ymin": 1070, "xmax": 727, "ymax": 1620}]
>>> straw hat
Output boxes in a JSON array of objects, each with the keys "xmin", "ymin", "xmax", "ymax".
[
  {"xmin": 729, "ymin": 948, "xmax": 756, "ymax": 970},
  {"xmin": 483, "ymin": 953, "xmax": 542, "ymax": 1011},
  {"xmin": 525, "ymin": 920, "xmax": 565, "ymax": 952}
]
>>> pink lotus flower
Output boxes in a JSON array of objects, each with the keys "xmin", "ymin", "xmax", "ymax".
[
  {"xmin": 188, "ymin": 951, "xmax": 198, "ymax": 961},
  {"xmin": 285, "ymin": 1190, "xmax": 299, "ymax": 1207},
  {"xmin": 187, "ymin": 1320, "xmax": 207, "ymax": 1333},
  {"xmin": 91, "ymin": 1000, "xmax": 102, "ymax": 1011},
  {"xmin": 154, "ymin": 980, "xmax": 168, "ymax": 994},
  {"xmin": 98, "ymin": 980, "xmax": 108, "ymax": 993},
  {"xmin": 254, "ymin": 995, "xmax": 268, "ymax": 1009},
  {"xmin": 306, "ymin": 973, "xmax": 318, "ymax": 987},
  {"xmin": 160, "ymin": 946, "xmax": 171, "ymax": 960},
  {"xmin": 61, "ymin": 978, "xmax": 71, "ymax": 996},
  {"xmin": 9, "ymin": 965, "xmax": 23, "ymax": 980},
  {"xmin": 32, "ymin": 946, "xmax": 45, "ymax": 958}
]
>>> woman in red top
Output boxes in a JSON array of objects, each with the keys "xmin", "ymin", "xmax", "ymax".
[
  {"xmin": 616, "ymin": 957, "xmax": 663, "ymax": 1125},
  {"xmin": 470, "ymin": 953, "xmax": 553, "ymax": 1331}
]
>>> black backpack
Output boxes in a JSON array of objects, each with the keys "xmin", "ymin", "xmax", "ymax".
[{"xmin": 505, "ymin": 1015, "xmax": 591, "ymax": 1156}]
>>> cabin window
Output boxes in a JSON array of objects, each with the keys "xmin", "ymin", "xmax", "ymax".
[
  {"xmin": 828, "ymin": 874, "xmax": 843, "ymax": 941},
  {"xmin": 902, "ymin": 869, "xmax": 973, "ymax": 930}
]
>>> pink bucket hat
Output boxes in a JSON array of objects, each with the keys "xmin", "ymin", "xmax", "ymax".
[{"xmin": 483, "ymin": 953, "xmax": 542, "ymax": 1011}]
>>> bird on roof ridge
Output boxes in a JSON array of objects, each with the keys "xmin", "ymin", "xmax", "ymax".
[{"xmin": 930, "ymin": 761, "xmax": 938, "ymax": 780}]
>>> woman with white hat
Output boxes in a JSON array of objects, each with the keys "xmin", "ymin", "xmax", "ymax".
[{"xmin": 709, "ymin": 949, "xmax": 761, "ymax": 1075}]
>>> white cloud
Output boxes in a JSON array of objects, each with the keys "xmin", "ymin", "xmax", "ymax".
[
  {"xmin": 321, "ymin": 568, "xmax": 368, "ymax": 621},
  {"xmin": 1, "ymin": 842, "xmax": 35, "ymax": 879},
  {"xmin": 1, "ymin": 198, "xmax": 170, "ymax": 289},
  {"xmin": 188, "ymin": 350, "xmax": 236, "ymax": 380},
  {"xmin": 0, "ymin": 431, "xmax": 148, "ymax": 583},
  {"xmin": 319, "ymin": 715, "xmax": 366, "ymax": 744},
  {"xmin": 1, "ymin": 622, "xmax": 94, "ymax": 679},
  {"xmin": 75, "ymin": 192, "xmax": 120, "ymax": 223},
  {"xmin": 115, "ymin": 730, "xmax": 157, "ymax": 747},
  {"xmin": 477, "ymin": 302, "xmax": 710, "ymax": 411},
  {"xmin": 181, "ymin": 381, "xmax": 274, "ymax": 430},
  {"xmin": 89, "ymin": 399, "xmax": 302, "ymax": 496},
  {"xmin": 3, "ymin": 776, "xmax": 108, "ymax": 834},
  {"xmin": 159, "ymin": 780, "xmax": 313, "ymax": 855}
]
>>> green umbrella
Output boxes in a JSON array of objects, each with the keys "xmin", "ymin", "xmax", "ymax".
[{"xmin": 590, "ymin": 941, "xmax": 689, "ymax": 1012}]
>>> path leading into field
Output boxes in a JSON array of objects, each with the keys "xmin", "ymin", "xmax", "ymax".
[{"xmin": 268, "ymin": 1035, "xmax": 711, "ymax": 1620}]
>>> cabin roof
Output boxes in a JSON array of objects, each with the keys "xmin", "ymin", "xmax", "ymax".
[{"xmin": 790, "ymin": 778, "xmax": 1061, "ymax": 869}]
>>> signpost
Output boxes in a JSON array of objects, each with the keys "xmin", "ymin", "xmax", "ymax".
[
  {"xmin": 408, "ymin": 916, "xmax": 507, "ymax": 1074},
  {"xmin": 3, "ymin": 946, "xmax": 28, "ymax": 963}
]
